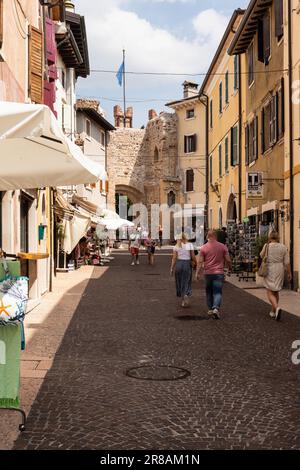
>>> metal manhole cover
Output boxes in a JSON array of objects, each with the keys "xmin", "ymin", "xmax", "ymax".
[
  {"xmin": 175, "ymin": 315, "xmax": 209, "ymax": 321},
  {"xmin": 125, "ymin": 365, "xmax": 190, "ymax": 381}
]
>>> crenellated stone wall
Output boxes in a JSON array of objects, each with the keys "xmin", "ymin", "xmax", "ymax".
[{"xmin": 107, "ymin": 110, "xmax": 180, "ymax": 213}]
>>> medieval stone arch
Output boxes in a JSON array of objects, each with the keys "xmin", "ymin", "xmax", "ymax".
[{"xmin": 227, "ymin": 194, "xmax": 237, "ymax": 223}]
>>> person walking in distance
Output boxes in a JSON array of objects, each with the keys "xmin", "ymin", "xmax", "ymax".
[
  {"xmin": 129, "ymin": 228, "xmax": 141, "ymax": 266},
  {"xmin": 158, "ymin": 225, "xmax": 163, "ymax": 249},
  {"xmin": 145, "ymin": 236, "xmax": 156, "ymax": 266},
  {"xmin": 170, "ymin": 233, "xmax": 197, "ymax": 308},
  {"xmin": 196, "ymin": 229, "xmax": 232, "ymax": 319},
  {"xmin": 260, "ymin": 231, "xmax": 292, "ymax": 321}
]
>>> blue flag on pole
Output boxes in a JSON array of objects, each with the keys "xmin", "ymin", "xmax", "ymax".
[{"xmin": 116, "ymin": 62, "xmax": 124, "ymax": 86}]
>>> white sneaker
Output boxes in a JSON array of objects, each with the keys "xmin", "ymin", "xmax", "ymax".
[
  {"xmin": 212, "ymin": 308, "xmax": 220, "ymax": 320},
  {"xmin": 136, "ymin": 260, "xmax": 140, "ymax": 265},
  {"xmin": 269, "ymin": 311, "xmax": 276, "ymax": 319},
  {"xmin": 184, "ymin": 295, "xmax": 189, "ymax": 306},
  {"xmin": 208, "ymin": 310, "xmax": 214, "ymax": 317},
  {"xmin": 131, "ymin": 262, "xmax": 135, "ymax": 266}
]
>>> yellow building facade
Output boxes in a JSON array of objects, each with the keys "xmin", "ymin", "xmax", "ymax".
[
  {"xmin": 284, "ymin": 0, "xmax": 300, "ymax": 290},
  {"xmin": 201, "ymin": 10, "xmax": 246, "ymax": 229},
  {"xmin": 167, "ymin": 82, "xmax": 206, "ymax": 210},
  {"xmin": 229, "ymin": 0, "xmax": 285, "ymax": 236}
]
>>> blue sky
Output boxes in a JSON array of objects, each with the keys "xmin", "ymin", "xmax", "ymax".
[{"xmin": 75, "ymin": 0, "xmax": 249, "ymax": 127}]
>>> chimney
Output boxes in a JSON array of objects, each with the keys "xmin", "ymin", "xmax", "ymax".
[
  {"xmin": 183, "ymin": 81, "xmax": 199, "ymax": 99},
  {"xmin": 76, "ymin": 99, "xmax": 100, "ymax": 112},
  {"xmin": 148, "ymin": 109, "xmax": 157, "ymax": 121},
  {"xmin": 113, "ymin": 105, "xmax": 124, "ymax": 128},
  {"xmin": 125, "ymin": 107, "xmax": 133, "ymax": 128},
  {"xmin": 65, "ymin": 1, "xmax": 75, "ymax": 12}
]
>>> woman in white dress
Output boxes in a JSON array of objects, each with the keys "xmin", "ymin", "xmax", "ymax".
[
  {"xmin": 260, "ymin": 231, "xmax": 292, "ymax": 321},
  {"xmin": 170, "ymin": 233, "xmax": 197, "ymax": 307}
]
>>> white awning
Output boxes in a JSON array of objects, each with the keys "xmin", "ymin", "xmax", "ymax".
[
  {"xmin": 99, "ymin": 218, "xmax": 134, "ymax": 230},
  {"xmin": 62, "ymin": 210, "xmax": 91, "ymax": 255},
  {"xmin": 0, "ymin": 101, "xmax": 104, "ymax": 190},
  {"xmin": 174, "ymin": 206, "xmax": 205, "ymax": 219}
]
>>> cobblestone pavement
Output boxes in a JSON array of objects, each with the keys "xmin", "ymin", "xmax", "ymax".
[{"xmin": 14, "ymin": 250, "xmax": 300, "ymax": 450}]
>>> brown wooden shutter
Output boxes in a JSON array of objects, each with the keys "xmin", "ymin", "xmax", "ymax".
[
  {"xmin": 245, "ymin": 125, "xmax": 249, "ymax": 166},
  {"xmin": 263, "ymin": 12, "xmax": 271, "ymax": 64},
  {"xmin": 186, "ymin": 170, "xmax": 194, "ymax": 192},
  {"xmin": 261, "ymin": 108, "xmax": 265, "ymax": 153},
  {"xmin": 257, "ymin": 19, "xmax": 264, "ymax": 63},
  {"xmin": 275, "ymin": 0, "xmax": 283, "ymax": 38},
  {"xmin": 255, "ymin": 116, "xmax": 258, "ymax": 160},
  {"xmin": 105, "ymin": 181, "xmax": 109, "ymax": 193},
  {"xmin": 192, "ymin": 134, "xmax": 197, "ymax": 152},
  {"xmin": 280, "ymin": 77, "xmax": 285, "ymax": 136},
  {"xmin": 50, "ymin": 0, "xmax": 65, "ymax": 22},
  {"xmin": 100, "ymin": 180, "xmax": 103, "ymax": 192},
  {"xmin": 0, "ymin": 0, "xmax": 3, "ymax": 49},
  {"xmin": 29, "ymin": 27, "xmax": 43, "ymax": 104}
]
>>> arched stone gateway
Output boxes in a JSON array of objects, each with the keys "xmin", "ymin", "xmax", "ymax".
[
  {"xmin": 115, "ymin": 185, "xmax": 144, "ymax": 206},
  {"xmin": 227, "ymin": 194, "xmax": 238, "ymax": 223},
  {"xmin": 107, "ymin": 109, "xmax": 179, "ymax": 234}
]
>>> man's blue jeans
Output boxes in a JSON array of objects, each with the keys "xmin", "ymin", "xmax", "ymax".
[{"xmin": 204, "ymin": 274, "xmax": 225, "ymax": 310}]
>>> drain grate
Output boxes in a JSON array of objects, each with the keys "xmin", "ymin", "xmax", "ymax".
[
  {"xmin": 125, "ymin": 365, "xmax": 190, "ymax": 381},
  {"xmin": 144, "ymin": 273, "xmax": 161, "ymax": 276}
]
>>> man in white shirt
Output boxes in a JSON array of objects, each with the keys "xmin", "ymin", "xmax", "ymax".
[{"xmin": 129, "ymin": 228, "xmax": 141, "ymax": 265}]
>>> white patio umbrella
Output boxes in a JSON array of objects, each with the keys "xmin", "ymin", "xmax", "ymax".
[{"xmin": 0, "ymin": 101, "xmax": 104, "ymax": 190}]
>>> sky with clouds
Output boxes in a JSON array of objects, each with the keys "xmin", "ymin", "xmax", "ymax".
[{"xmin": 75, "ymin": 0, "xmax": 249, "ymax": 127}]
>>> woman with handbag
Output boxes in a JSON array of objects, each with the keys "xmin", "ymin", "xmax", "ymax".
[
  {"xmin": 260, "ymin": 231, "xmax": 292, "ymax": 321},
  {"xmin": 170, "ymin": 233, "xmax": 197, "ymax": 307}
]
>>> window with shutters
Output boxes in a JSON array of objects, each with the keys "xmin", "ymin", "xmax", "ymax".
[
  {"xmin": 186, "ymin": 169, "xmax": 194, "ymax": 192},
  {"xmin": 184, "ymin": 134, "xmax": 197, "ymax": 153},
  {"xmin": 225, "ymin": 136, "xmax": 229, "ymax": 173},
  {"xmin": 218, "ymin": 145, "xmax": 222, "ymax": 178},
  {"xmin": 258, "ymin": 11, "xmax": 271, "ymax": 65},
  {"xmin": 231, "ymin": 125, "xmax": 239, "ymax": 166},
  {"xmin": 105, "ymin": 181, "xmax": 109, "ymax": 193},
  {"xmin": 262, "ymin": 101, "xmax": 271, "ymax": 152},
  {"xmin": 275, "ymin": 0, "xmax": 283, "ymax": 41},
  {"xmin": 234, "ymin": 55, "xmax": 239, "ymax": 91},
  {"xmin": 28, "ymin": 27, "xmax": 43, "ymax": 104},
  {"xmin": 209, "ymin": 155, "xmax": 213, "ymax": 185},
  {"xmin": 219, "ymin": 82, "xmax": 223, "ymax": 114},
  {"xmin": 263, "ymin": 11, "xmax": 271, "ymax": 64},
  {"xmin": 246, "ymin": 118, "xmax": 258, "ymax": 165},
  {"xmin": 225, "ymin": 71, "xmax": 229, "ymax": 104},
  {"xmin": 210, "ymin": 100, "xmax": 213, "ymax": 128},
  {"xmin": 186, "ymin": 109, "xmax": 195, "ymax": 119},
  {"xmin": 248, "ymin": 43, "xmax": 254, "ymax": 86},
  {"xmin": 0, "ymin": 0, "xmax": 3, "ymax": 50},
  {"xmin": 270, "ymin": 95, "xmax": 277, "ymax": 145},
  {"xmin": 277, "ymin": 79, "xmax": 285, "ymax": 139}
]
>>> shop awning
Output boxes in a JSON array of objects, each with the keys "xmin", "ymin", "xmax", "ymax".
[
  {"xmin": 174, "ymin": 206, "xmax": 205, "ymax": 219},
  {"xmin": 0, "ymin": 101, "xmax": 104, "ymax": 190}
]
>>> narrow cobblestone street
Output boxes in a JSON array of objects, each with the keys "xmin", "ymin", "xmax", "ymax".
[{"xmin": 12, "ymin": 250, "xmax": 300, "ymax": 450}]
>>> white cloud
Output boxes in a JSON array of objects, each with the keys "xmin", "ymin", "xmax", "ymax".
[
  {"xmin": 75, "ymin": 1, "xmax": 229, "ymax": 125},
  {"xmin": 193, "ymin": 9, "xmax": 229, "ymax": 45}
]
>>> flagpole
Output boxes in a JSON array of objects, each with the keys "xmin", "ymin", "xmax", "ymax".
[{"xmin": 123, "ymin": 49, "xmax": 126, "ymax": 127}]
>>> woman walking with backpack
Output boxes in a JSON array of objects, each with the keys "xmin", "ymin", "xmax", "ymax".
[
  {"xmin": 170, "ymin": 233, "xmax": 197, "ymax": 307},
  {"xmin": 260, "ymin": 231, "xmax": 292, "ymax": 321}
]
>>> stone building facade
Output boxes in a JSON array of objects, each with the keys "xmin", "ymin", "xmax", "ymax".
[{"xmin": 107, "ymin": 107, "xmax": 180, "ymax": 232}]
